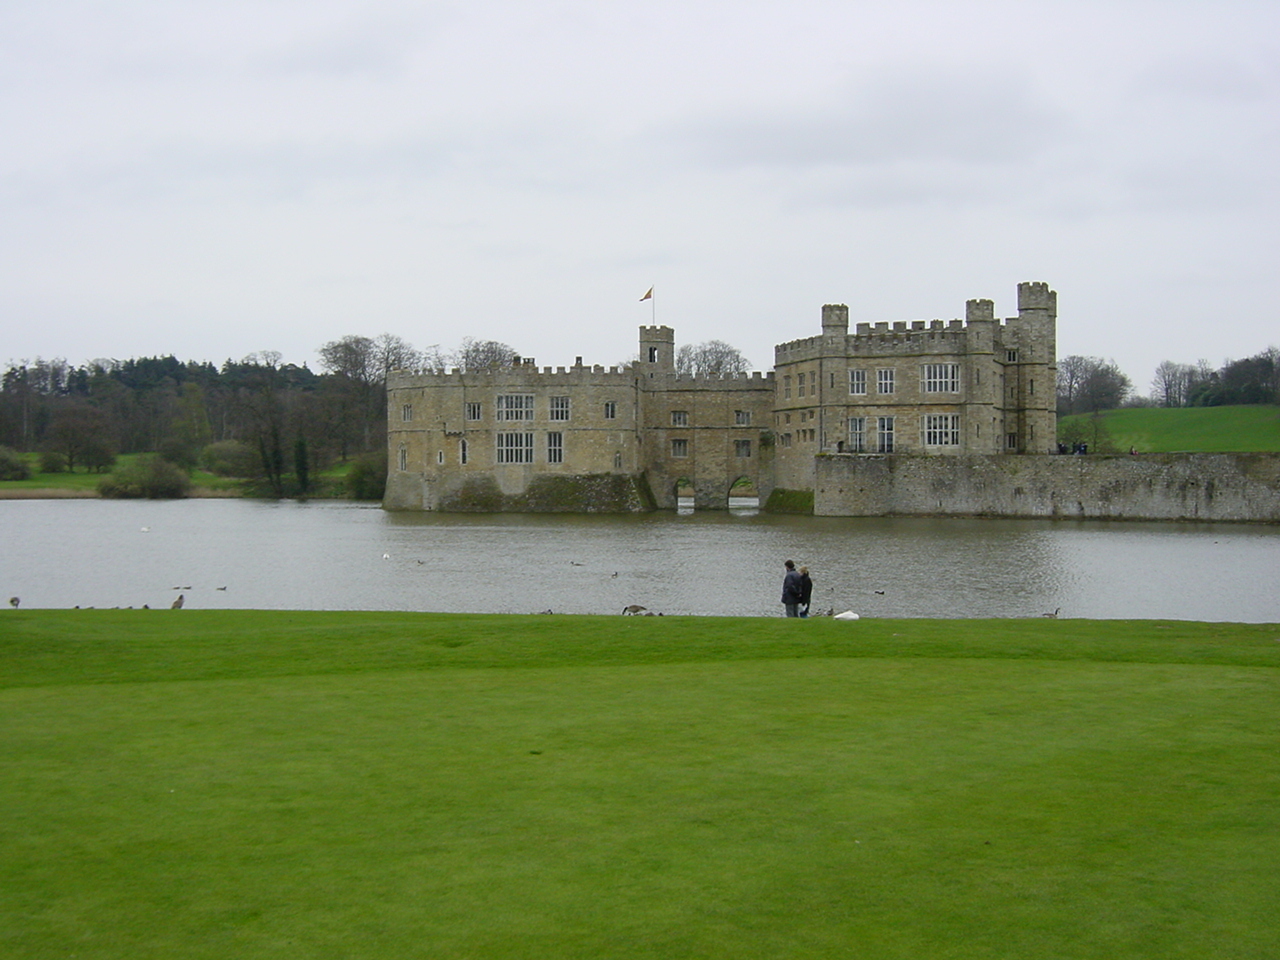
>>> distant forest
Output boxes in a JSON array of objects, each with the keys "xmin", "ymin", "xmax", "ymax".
[
  {"xmin": 0, "ymin": 334, "xmax": 518, "ymax": 496},
  {"xmin": 1055, "ymin": 347, "xmax": 1280, "ymax": 416}
]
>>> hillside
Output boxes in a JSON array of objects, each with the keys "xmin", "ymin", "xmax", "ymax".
[{"xmin": 1058, "ymin": 404, "xmax": 1280, "ymax": 453}]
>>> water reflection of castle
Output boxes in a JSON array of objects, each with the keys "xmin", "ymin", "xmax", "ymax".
[{"xmin": 385, "ymin": 282, "xmax": 1056, "ymax": 511}]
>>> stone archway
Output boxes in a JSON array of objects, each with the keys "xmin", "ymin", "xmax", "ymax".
[
  {"xmin": 727, "ymin": 475, "xmax": 760, "ymax": 514},
  {"xmin": 674, "ymin": 477, "xmax": 695, "ymax": 514}
]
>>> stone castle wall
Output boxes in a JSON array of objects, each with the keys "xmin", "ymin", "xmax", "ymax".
[
  {"xmin": 814, "ymin": 453, "xmax": 1280, "ymax": 522},
  {"xmin": 386, "ymin": 282, "xmax": 1064, "ymax": 514},
  {"xmin": 384, "ymin": 358, "xmax": 776, "ymax": 512}
]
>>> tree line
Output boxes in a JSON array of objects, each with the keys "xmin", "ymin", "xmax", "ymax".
[
  {"xmin": 1056, "ymin": 346, "xmax": 1280, "ymax": 415},
  {"xmin": 0, "ymin": 334, "xmax": 520, "ymax": 496}
]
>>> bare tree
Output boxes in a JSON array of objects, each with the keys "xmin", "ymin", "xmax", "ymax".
[
  {"xmin": 675, "ymin": 340, "xmax": 752, "ymax": 376},
  {"xmin": 318, "ymin": 336, "xmax": 376, "ymax": 385},
  {"xmin": 418, "ymin": 344, "xmax": 448, "ymax": 374},
  {"xmin": 371, "ymin": 333, "xmax": 422, "ymax": 383},
  {"xmin": 1057, "ymin": 355, "xmax": 1131, "ymax": 414},
  {"xmin": 453, "ymin": 338, "xmax": 517, "ymax": 371},
  {"xmin": 1150, "ymin": 360, "xmax": 1195, "ymax": 407}
]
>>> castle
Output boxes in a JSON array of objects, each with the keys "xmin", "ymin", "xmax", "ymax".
[{"xmin": 384, "ymin": 282, "xmax": 1057, "ymax": 512}]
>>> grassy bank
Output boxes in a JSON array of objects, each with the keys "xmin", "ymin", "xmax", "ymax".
[
  {"xmin": 1059, "ymin": 404, "xmax": 1280, "ymax": 453},
  {"xmin": 0, "ymin": 453, "xmax": 356, "ymax": 499},
  {"xmin": 3, "ymin": 611, "xmax": 1278, "ymax": 959}
]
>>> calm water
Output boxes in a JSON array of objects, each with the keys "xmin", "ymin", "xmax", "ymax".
[{"xmin": 2, "ymin": 499, "xmax": 1279, "ymax": 621}]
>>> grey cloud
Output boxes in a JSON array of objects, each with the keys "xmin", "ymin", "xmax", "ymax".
[
  {"xmin": 255, "ymin": 9, "xmax": 445, "ymax": 78},
  {"xmin": 671, "ymin": 70, "xmax": 1065, "ymax": 171},
  {"xmin": 1131, "ymin": 55, "xmax": 1275, "ymax": 104}
]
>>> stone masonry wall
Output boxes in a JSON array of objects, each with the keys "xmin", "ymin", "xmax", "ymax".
[{"xmin": 815, "ymin": 453, "xmax": 1280, "ymax": 522}]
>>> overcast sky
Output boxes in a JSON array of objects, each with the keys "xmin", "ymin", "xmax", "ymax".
[{"xmin": 3, "ymin": 0, "xmax": 1277, "ymax": 390}]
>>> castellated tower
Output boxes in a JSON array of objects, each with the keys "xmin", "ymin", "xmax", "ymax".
[
  {"xmin": 639, "ymin": 325, "xmax": 675, "ymax": 373},
  {"xmin": 1016, "ymin": 281, "xmax": 1057, "ymax": 364},
  {"xmin": 1012, "ymin": 281, "xmax": 1057, "ymax": 453},
  {"xmin": 821, "ymin": 304, "xmax": 849, "ymax": 340}
]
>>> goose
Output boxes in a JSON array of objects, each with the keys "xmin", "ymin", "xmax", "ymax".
[
  {"xmin": 622, "ymin": 604, "xmax": 647, "ymax": 615},
  {"xmin": 1042, "ymin": 607, "xmax": 1060, "ymax": 618},
  {"xmin": 171, "ymin": 594, "xmax": 185, "ymax": 609}
]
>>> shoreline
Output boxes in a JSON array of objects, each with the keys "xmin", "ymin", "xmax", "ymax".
[{"xmin": 0, "ymin": 486, "xmax": 244, "ymax": 500}]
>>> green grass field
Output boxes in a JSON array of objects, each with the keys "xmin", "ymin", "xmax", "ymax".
[
  {"xmin": 3, "ymin": 611, "xmax": 1278, "ymax": 959},
  {"xmin": 0, "ymin": 453, "xmax": 353, "ymax": 497},
  {"xmin": 1059, "ymin": 405, "xmax": 1280, "ymax": 453}
]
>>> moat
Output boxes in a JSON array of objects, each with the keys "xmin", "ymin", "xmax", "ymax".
[{"xmin": 3, "ymin": 500, "xmax": 1278, "ymax": 621}]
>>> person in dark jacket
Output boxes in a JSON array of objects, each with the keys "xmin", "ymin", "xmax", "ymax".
[
  {"xmin": 798, "ymin": 565, "xmax": 814, "ymax": 617},
  {"xmin": 781, "ymin": 559, "xmax": 803, "ymax": 617}
]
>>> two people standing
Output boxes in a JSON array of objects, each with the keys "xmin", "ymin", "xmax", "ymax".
[{"xmin": 781, "ymin": 560, "xmax": 814, "ymax": 617}]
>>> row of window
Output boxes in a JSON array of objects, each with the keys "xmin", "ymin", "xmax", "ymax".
[
  {"xmin": 497, "ymin": 431, "xmax": 564, "ymax": 463},
  {"xmin": 410, "ymin": 397, "xmax": 622, "ymax": 423},
  {"xmin": 783, "ymin": 363, "xmax": 963, "ymax": 399},
  {"xmin": 497, "ymin": 434, "xmax": 752, "ymax": 462},
  {"xmin": 780, "ymin": 416, "xmax": 1024, "ymax": 452},
  {"xmin": 400, "ymin": 432, "xmax": 752, "ymax": 467},
  {"xmin": 401, "ymin": 399, "xmax": 757, "ymax": 425},
  {"xmin": 399, "ymin": 436, "xmax": 626, "ymax": 470},
  {"xmin": 846, "ymin": 414, "xmax": 958, "ymax": 452}
]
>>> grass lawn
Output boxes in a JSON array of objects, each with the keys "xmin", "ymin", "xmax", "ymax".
[
  {"xmin": 1059, "ymin": 405, "xmax": 1280, "ymax": 453},
  {"xmin": 3, "ymin": 612, "xmax": 1278, "ymax": 959},
  {"xmin": 0, "ymin": 452, "xmax": 352, "ymax": 497}
]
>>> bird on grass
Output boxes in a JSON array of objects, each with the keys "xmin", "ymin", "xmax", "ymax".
[
  {"xmin": 171, "ymin": 594, "xmax": 185, "ymax": 610},
  {"xmin": 1042, "ymin": 607, "xmax": 1060, "ymax": 618},
  {"xmin": 8, "ymin": 597, "xmax": 18, "ymax": 609},
  {"xmin": 622, "ymin": 604, "xmax": 647, "ymax": 615}
]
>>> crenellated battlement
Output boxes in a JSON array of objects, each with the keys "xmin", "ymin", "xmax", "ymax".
[
  {"xmin": 1017, "ymin": 281, "xmax": 1056, "ymax": 315},
  {"xmin": 388, "ymin": 364, "xmax": 637, "ymax": 390},
  {"xmin": 641, "ymin": 369, "xmax": 775, "ymax": 391}
]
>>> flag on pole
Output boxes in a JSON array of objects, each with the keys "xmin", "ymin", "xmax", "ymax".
[{"xmin": 639, "ymin": 286, "xmax": 653, "ymax": 301}]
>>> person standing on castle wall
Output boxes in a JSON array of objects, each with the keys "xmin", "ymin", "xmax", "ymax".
[
  {"xmin": 781, "ymin": 560, "xmax": 803, "ymax": 617},
  {"xmin": 798, "ymin": 566, "xmax": 814, "ymax": 618}
]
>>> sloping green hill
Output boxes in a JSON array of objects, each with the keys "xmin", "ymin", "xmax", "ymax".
[{"xmin": 1059, "ymin": 404, "xmax": 1280, "ymax": 452}]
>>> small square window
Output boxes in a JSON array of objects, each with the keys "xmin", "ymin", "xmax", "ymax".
[
  {"xmin": 735, "ymin": 439, "xmax": 751, "ymax": 458},
  {"xmin": 671, "ymin": 438, "xmax": 689, "ymax": 457},
  {"xmin": 671, "ymin": 410, "xmax": 689, "ymax": 427}
]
